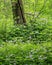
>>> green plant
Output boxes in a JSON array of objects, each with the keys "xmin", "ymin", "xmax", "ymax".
[{"xmin": 0, "ymin": 42, "xmax": 52, "ymax": 65}]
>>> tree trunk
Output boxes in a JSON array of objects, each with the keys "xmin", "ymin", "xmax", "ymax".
[{"xmin": 11, "ymin": 0, "xmax": 26, "ymax": 24}]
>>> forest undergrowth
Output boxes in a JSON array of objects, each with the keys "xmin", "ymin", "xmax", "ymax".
[{"xmin": 0, "ymin": 0, "xmax": 52, "ymax": 65}]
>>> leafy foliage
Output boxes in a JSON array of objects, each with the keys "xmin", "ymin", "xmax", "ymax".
[
  {"xmin": 0, "ymin": 0, "xmax": 52, "ymax": 43},
  {"xmin": 0, "ymin": 42, "xmax": 52, "ymax": 65},
  {"xmin": 0, "ymin": 0, "xmax": 52, "ymax": 65}
]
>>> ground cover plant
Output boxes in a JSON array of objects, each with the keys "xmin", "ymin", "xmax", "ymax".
[
  {"xmin": 0, "ymin": 0, "xmax": 52, "ymax": 65},
  {"xmin": 0, "ymin": 42, "xmax": 52, "ymax": 65}
]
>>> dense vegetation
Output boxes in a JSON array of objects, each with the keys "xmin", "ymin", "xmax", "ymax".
[
  {"xmin": 0, "ymin": 42, "xmax": 52, "ymax": 65},
  {"xmin": 0, "ymin": 0, "xmax": 52, "ymax": 65}
]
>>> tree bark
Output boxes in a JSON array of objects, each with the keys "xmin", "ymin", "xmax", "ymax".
[{"xmin": 11, "ymin": 0, "xmax": 26, "ymax": 24}]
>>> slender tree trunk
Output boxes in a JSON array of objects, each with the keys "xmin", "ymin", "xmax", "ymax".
[{"xmin": 11, "ymin": 0, "xmax": 26, "ymax": 24}]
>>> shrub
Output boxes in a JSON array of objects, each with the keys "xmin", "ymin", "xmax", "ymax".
[{"xmin": 1, "ymin": 20, "xmax": 51, "ymax": 43}]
